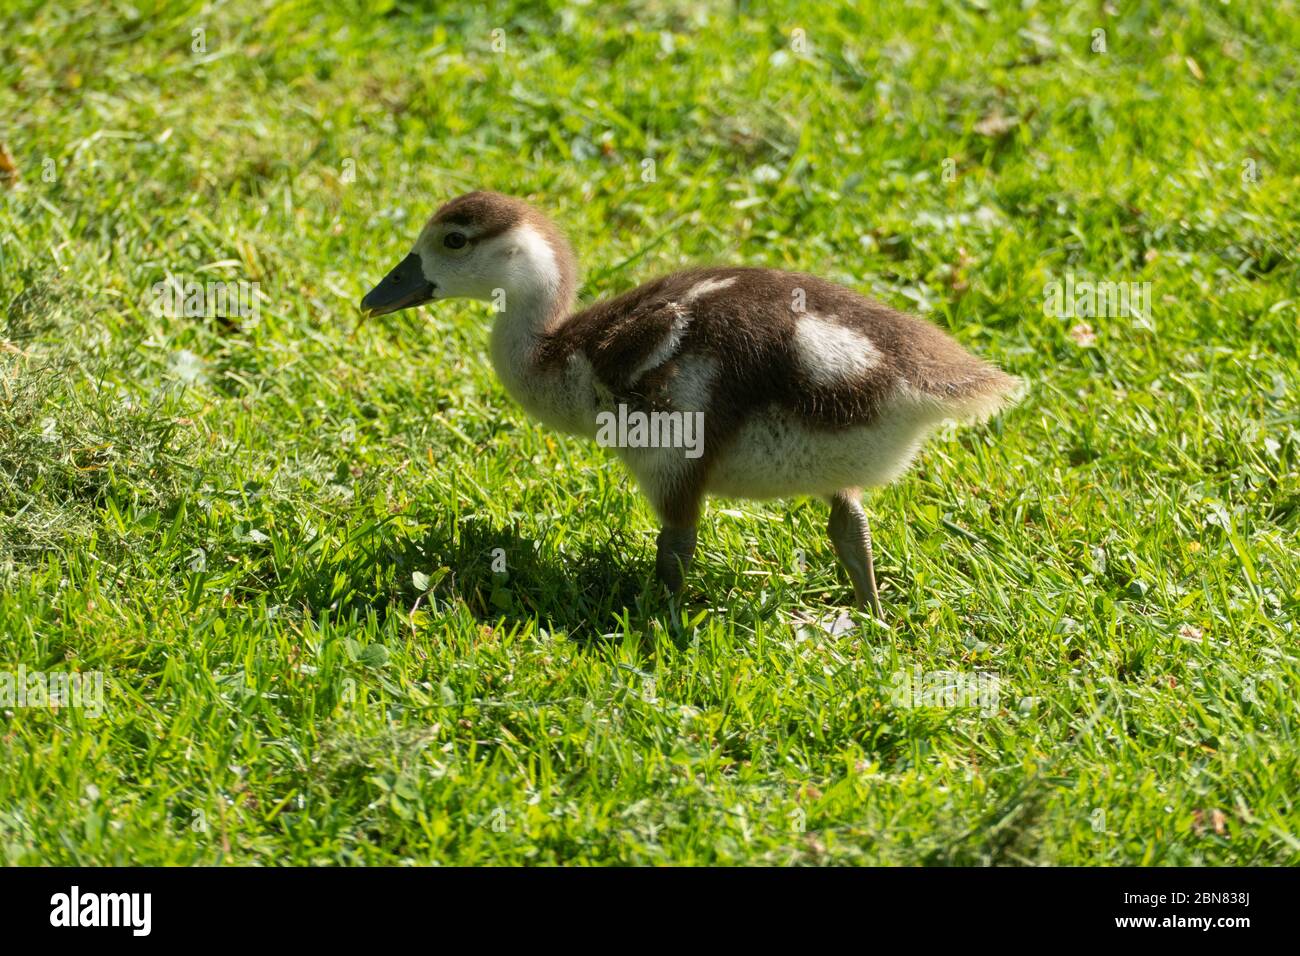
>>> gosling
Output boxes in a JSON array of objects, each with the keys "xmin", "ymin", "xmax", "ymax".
[{"xmin": 361, "ymin": 191, "xmax": 1019, "ymax": 617}]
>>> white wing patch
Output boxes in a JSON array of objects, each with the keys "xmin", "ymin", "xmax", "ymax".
[
  {"xmin": 628, "ymin": 302, "xmax": 690, "ymax": 384},
  {"xmin": 681, "ymin": 275, "xmax": 737, "ymax": 304},
  {"xmin": 627, "ymin": 277, "xmax": 736, "ymax": 385},
  {"xmin": 791, "ymin": 312, "xmax": 883, "ymax": 387}
]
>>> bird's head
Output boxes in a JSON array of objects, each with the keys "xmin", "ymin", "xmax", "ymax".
[{"xmin": 360, "ymin": 190, "xmax": 576, "ymax": 320}]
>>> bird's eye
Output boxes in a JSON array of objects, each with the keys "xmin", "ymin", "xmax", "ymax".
[{"xmin": 444, "ymin": 232, "xmax": 468, "ymax": 250}]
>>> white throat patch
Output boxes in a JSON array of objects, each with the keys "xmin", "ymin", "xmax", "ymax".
[{"xmin": 501, "ymin": 223, "xmax": 562, "ymax": 308}]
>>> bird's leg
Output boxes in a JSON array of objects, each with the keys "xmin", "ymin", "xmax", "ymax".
[
  {"xmin": 828, "ymin": 489, "xmax": 884, "ymax": 619},
  {"xmin": 650, "ymin": 470, "xmax": 705, "ymax": 599},
  {"xmin": 656, "ymin": 525, "xmax": 697, "ymax": 596}
]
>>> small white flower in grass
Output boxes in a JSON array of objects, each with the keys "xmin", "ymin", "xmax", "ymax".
[
  {"xmin": 1068, "ymin": 322, "xmax": 1096, "ymax": 347},
  {"xmin": 169, "ymin": 348, "xmax": 205, "ymax": 384},
  {"xmin": 974, "ymin": 112, "xmax": 1019, "ymax": 137}
]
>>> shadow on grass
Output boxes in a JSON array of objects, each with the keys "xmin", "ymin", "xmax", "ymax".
[
  {"xmin": 418, "ymin": 516, "xmax": 659, "ymax": 639},
  {"xmin": 279, "ymin": 512, "xmax": 682, "ymax": 646},
  {"xmin": 280, "ymin": 506, "xmax": 773, "ymax": 650},
  {"xmin": 409, "ymin": 514, "xmax": 848, "ymax": 648}
]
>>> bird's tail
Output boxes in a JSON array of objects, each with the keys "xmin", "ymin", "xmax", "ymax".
[{"xmin": 910, "ymin": 365, "xmax": 1024, "ymax": 424}]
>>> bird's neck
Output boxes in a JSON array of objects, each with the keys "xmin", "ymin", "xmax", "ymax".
[
  {"xmin": 485, "ymin": 219, "xmax": 586, "ymax": 428},
  {"xmin": 488, "ymin": 278, "xmax": 579, "ymax": 428}
]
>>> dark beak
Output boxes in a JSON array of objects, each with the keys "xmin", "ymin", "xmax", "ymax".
[{"xmin": 360, "ymin": 253, "xmax": 436, "ymax": 317}]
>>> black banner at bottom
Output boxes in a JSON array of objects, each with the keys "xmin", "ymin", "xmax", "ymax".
[{"xmin": 0, "ymin": 865, "xmax": 1282, "ymax": 943}]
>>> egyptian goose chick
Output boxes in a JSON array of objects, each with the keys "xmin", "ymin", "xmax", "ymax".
[{"xmin": 361, "ymin": 191, "xmax": 1019, "ymax": 616}]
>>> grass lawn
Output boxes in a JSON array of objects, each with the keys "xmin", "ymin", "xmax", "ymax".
[{"xmin": 1, "ymin": 0, "xmax": 1297, "ymax": 865}]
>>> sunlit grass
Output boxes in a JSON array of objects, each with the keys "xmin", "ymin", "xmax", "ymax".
[{"xmin": 0, "ymin": 0, "xmax": 1296, "ymax": 864}]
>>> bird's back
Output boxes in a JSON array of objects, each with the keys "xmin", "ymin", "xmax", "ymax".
[{"xmin": 542, "ymin": 266, "xmax": 1018, "ymax": 433}]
